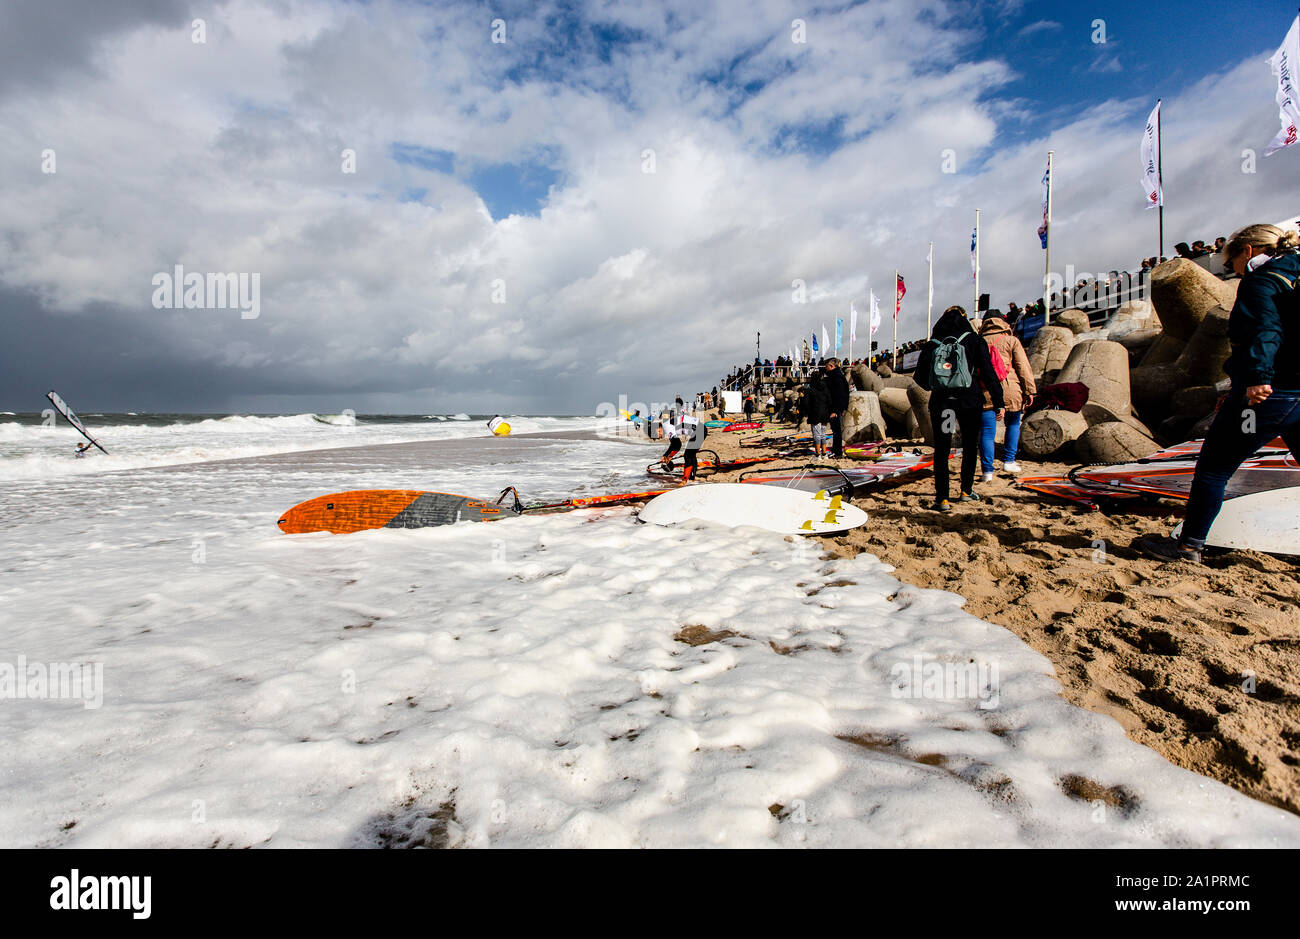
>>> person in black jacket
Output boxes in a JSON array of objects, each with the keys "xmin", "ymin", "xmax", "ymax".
[
  {"xmin": 823, "ymin": 357, "xmax": 851, "ymax": 457},
  {"xmin": 1142, "ymin": 223, "xmax": 1300, "ymax": 563},
  {"xmin": 915, "ymin": 306, "xmax": 1005, "ymax": 510}
]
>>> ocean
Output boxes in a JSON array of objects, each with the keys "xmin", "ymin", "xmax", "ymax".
[{"xmin": 2, "ymin": 411, "xmax": 1298, "ymax": 847}]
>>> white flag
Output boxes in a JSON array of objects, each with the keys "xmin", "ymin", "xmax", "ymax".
[
  {"xmin": 850, "ymin": 302, "xmax": 858, "ymax": 342},
  {"xmin": 869, "ymin": 291, "xmax": 881, "ymax": 336},
  {"xmin": 970, "ymin": 226, "xmax": 980, "ymax": 277},
  {"xmin": 822, "ymin": 324, "xmax": 829, "ymax": 359},
  {"xmin": 1266, "ymin": 15, "xmax": 1300, "ymax": 156},
  {"xmin": 1141, "ymin": 100, "xmax": 1163, "ymax": 209}
]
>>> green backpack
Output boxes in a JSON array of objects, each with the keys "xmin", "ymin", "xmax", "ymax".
[{"xmin": 929, "ymin": 336, "xmax": 973, "ymax": 390}]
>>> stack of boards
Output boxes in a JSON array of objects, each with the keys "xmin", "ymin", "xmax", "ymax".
[{"xmin": 276, "ymin": 483, "xmax": 868, "ymax": 537}]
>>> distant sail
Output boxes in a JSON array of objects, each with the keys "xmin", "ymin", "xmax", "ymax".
[{"xmin": 46, "ymin": 390, "xmax": 109, "ymax": 454}]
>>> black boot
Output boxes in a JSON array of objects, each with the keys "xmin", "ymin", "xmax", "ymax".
[{"xmin": 1138, "ymin": 535, "xmax": 1203, "ymax": 565}]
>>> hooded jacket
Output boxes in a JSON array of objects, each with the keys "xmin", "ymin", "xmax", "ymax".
[
  {"xmin": 805, "ymin": 380, "xmax": 832, "ymax": 424},
  {"xmin": 978, "ymin": 316, "xmax": 1037, "ymax": 411},
  {"xmin": 915, "ymin": 308, "xmax": 1005, "ymax": 411},
  {"xmin": 1225, "ymin": 252, "xmax": 1299, "ymax": 391},
  {"xmin": 823, "ymin": 366, "xmax": 850, "ymax": 413}
]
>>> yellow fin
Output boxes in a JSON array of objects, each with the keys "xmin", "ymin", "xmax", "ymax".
[
  {"xmin": 800, "ymin": 520, "xmax": 813, "ymax": 530},
  {"xmin": 814, "ymin": 490, "xmax": 827, "ymax": 501},
  {"xmin": 828, "ymin": 495, "xmax": 842, "ymax": 510},
  {"xmin": 824, "ymin": 510, "xmax": 840, "ymax": 524}
]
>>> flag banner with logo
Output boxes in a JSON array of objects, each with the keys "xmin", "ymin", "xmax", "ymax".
[
  {"xmin": 1266, "ymin": 15, "xmax": 1300, "ymax": 156},
  {"xmin": 850, "ymin": 302, "xmax": 858, "ymax": 342},
  {"xmin": 869, "ymin": 291, "xmax": 881, "ymax": 336},
  {"xmin": 1141, "ymin": 100, "xmax": 1163, "ymax": 208},
  {"xmin": 1038, "ymin": 157, "xmax": 1051, "ymax": 248},
  {"xmin": 895, "ymin": 274, "xmax": 906, "ymax": 318},
  {"xmin": 835, "ymin": 317, "xmax": 843, "ymax": 351}
]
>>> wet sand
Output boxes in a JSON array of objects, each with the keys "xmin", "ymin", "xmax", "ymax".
[{"xmin": 149, "ymin": 427, "xmax": 637, "ymax": 476}]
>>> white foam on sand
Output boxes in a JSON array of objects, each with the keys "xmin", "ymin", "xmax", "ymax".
[{"xmin": 1, "ymin": 436, "xmax": 1297, "ymax": 849}]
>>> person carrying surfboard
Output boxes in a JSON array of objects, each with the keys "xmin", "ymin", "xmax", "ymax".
[
  {"xmin": 915, "ymin": 306, "xmax": 1005, "ymax": 511},
  {"xmin": 1141, "ymin": 223, "xmax": 1300, "ymax": 563}
]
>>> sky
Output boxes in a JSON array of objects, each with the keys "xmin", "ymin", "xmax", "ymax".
[{"xmin": 2, "ymin": 0, "xmax": 1299, "ymax": 414}]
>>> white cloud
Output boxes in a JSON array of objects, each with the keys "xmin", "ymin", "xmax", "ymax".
[
  {"xmin": 1017, "ymin": 20, "xmax": 1062, "ymax": 39},
  {"xmin": 0, "ymin": 0, "xmax": 1297, "ymax": 412}
]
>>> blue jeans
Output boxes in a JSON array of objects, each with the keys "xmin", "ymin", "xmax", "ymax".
[
  {"xmin": 1181, "ymin": 391, "xmax": 1300, "ymax": 547},
  {"xmin": 980, "ymin": 409, "xmax": 1023, "ymax": 472}
]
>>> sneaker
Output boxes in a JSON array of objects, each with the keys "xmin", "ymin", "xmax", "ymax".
[
  {"xmin": 932, "ymin": 500, "xmax": 952, "ymax": 512},
  {"xmin": 1138, "ymin": 535, "xmax": 1203, "ymax": 565},
  {"xmin": 957, "ymin": 492, "xmax": 981, "ymax": 503},
  {"xmin": 1003, "ymin": 461, "xmax": 1022, "ymax": 474},
  {"xmin": 981, "ymin": 471, "xmax": 995, "ymax": 483}
]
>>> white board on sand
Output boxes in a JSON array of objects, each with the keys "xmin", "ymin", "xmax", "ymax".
[
  {"xmin": 639, "ymin": 482, "xmax": 868, "ymax": 536},
  {"xmin": 1172, "ymin": 487, "xmax": 1300, "ymax": 557},
  {"xmin": 722, "ymin": 390, "xmax": 741, "ymax": 414}
]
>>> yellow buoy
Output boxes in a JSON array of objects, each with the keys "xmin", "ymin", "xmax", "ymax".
[{"xmin": 488, "ymin": 416, "xmax": 511, "ymax": 436}]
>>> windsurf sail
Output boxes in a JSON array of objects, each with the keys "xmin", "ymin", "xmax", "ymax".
[
  {"xmin": 46, "ymin": 390, "xmax": 108, "ymax": 454},
  {"xmin": 738, "ymin": 449, "xmax": 935, "ymax": 497},
  {"xmin": 279, "ymin": 485, "xmax": 676, "ymax": 533},
  {"xmin": 1020, "ymin": 437, "xmax": 1297, "ymax": 508}
]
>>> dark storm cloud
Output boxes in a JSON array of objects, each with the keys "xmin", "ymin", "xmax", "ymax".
[
  {"xmin": 0, "ymin": 286, "xmax": 640, "ymax": 414},
  {"xmin": 0, "ymin": 0, "xmax": 194, "ymax": 96}
]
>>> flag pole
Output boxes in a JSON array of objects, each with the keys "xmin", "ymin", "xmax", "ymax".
[
  {"xmin": 893, "ymin": 268, "xmax": 899, "ymax": 369},
  {"xmin": 1044, "ymin": 150, "xmax": 1054, "ymax": 317},
  {"xmin": 927, "ymin": 241, "xmax": 934, "ymax": 337},
  {"xmin": 973, "ymin": 209, "xmax": 980, "ymax": 312},
  {"xmin": 1157, "ymin": 98, "xmax": 1164, "ymax": 260}
]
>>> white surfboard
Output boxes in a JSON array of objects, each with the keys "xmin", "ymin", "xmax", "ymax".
[
  {"xmin": 1172, "ymin": 487, "xmax": 1300, "ymax": 557},
  {"xmin": 639, "ymin": 482, "xmax": 868, "ymax": 536}
]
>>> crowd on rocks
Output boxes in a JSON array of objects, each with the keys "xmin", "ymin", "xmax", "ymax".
[{"xmin": 699, "ymin": 221, "xmax": 1298, "ymax": 563}]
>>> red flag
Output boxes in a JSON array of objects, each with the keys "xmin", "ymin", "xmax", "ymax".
[{"xmin": 895, "ymin": 274, "xmax": 906, "ymax": 319}]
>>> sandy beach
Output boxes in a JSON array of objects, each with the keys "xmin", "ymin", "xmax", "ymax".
[{"xmin": 699, "ymin": 423, "xmax": 1300, "ymax": 815}]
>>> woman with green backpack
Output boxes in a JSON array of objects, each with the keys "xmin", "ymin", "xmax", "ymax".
[{"xmin": 915, "ymin": 306, "xmax": 1005, "ymax": 511}]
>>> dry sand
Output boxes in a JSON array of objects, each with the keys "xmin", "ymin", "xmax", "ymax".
[{"xmin": 693, "ymin": 420, "xmax": 1300, "ymax": 815}]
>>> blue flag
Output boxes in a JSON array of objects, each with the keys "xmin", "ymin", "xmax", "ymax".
[
  {"xmin": 835, "ymin": 317, "xmax": 843, "ymax": 351},
  {"xmin": 811, "ymin": 331, "xmax": 819, "ymax": 355}
]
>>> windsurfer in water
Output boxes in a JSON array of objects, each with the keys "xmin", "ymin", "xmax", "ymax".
[{"xmin": 75, "ymin": 442, "xmax": 93, "ymax": 458}]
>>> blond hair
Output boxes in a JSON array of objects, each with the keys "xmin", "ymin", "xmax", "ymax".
[{"xmin": 1223, "ymin": 223, "xmax": 1300, "ymax": 260}]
